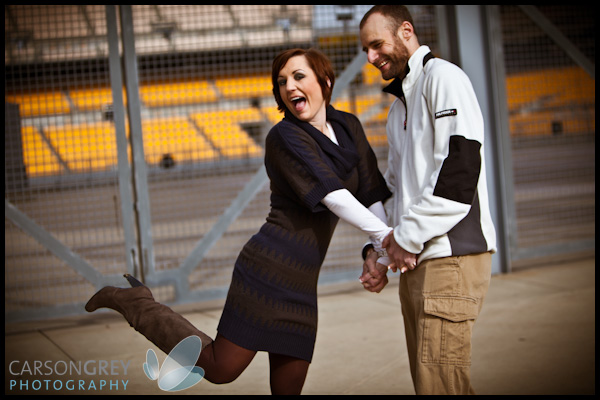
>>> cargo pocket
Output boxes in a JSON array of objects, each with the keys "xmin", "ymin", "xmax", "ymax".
[{"xmin": 421, "ymin": 296, "xmax": 479, "ymax": 365}]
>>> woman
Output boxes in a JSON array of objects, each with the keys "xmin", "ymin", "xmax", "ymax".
[{"xmin": 85, "ymin": 48, "xmax": 393, "ymax": 395}]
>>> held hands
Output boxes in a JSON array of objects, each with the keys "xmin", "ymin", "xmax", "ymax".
[
  {"xmin": 359, "ymin": 250, "xmax": 388, "ymax": 293},
  {"xmin": 360, "ymin": 231, "xmax": 418, "ymax": 293},
  {"xmin": 382, "ymin": 230, "xmax": 417, "ymax": 274}
]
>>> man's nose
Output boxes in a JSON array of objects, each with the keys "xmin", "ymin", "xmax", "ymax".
[{"xmin": 366, "ymin": 49, "xmax": 378, "ymax": 65}]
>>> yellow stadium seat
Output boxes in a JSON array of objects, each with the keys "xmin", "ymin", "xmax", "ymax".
[
  {"xmin": 262, "ymin": 106, "xmax": 283, "ymax": 125},
  {"xmin": 509, "ymin": 110, "xmax": 595, "ymax": 137},
  {"xmin": 191, "ymin": 109, "xmax": 264, "ymax": 159},
  {"xmin": 332, "ymin": 95, "xmax": 382, "ymax": 115},
  {"xmin": 141, "ymin": 116, "xmax": 218, "ymax": 164},
  {"xmin": 44, "ymin": 122, "xmax": 118, "ymax": 173},
  {"xmin": 6, "ymin": 91, "xmax": 71, "ymax": 117},
  {"xmin": 506, "ymin": 66, "xmax": 595, "ymax": 136},
  {"xmin": 140, "ymin": 81, "xmax": 217, "ymax": 107},
  {"xmin": 20, "ymin": 126, "xmax": 64, "ymax": 177},
  {"xmin": 214, "ymin": 75, "xmax": 272, "ymax": 99},
  {"xmin": 506, "ymin": 66, "xmax": 594, "ymax": 113},
  {"xmin": 70, "ymin": 87, "xmax": 126, "ymax": 111}
]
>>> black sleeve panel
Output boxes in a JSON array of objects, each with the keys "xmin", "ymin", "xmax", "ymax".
[{"xmin": 433, "ymin": 135, "xmax": 481, "ymax": 205}]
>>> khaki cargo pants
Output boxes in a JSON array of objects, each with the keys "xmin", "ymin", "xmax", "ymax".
[{"xmin": 399, "ymin": 252, "xmax": 492, "ymax": 395}]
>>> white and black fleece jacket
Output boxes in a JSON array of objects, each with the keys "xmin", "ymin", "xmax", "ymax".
[{"xmin": 382, "ymin": 45, "xmax": 496, "ymax": 263}]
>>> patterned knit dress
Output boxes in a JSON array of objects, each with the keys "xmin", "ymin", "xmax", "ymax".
[{"xmin": 217, "ymin": 106, "xmax": 391, "ymax": 362}]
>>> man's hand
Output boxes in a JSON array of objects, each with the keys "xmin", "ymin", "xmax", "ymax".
[
  {"xmin": 359, "ymin": 249, "xmax": 389, "ymax": 293},
  {"xmin": 383, "ymin": 231, "xmax": 417, "ymax": 273}
]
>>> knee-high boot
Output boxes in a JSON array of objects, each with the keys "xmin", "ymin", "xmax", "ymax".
[{"xmin": 85, "ymin": 275, "xmax": 213, "ymax": 355}]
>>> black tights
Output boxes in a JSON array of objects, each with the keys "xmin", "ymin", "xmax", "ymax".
[{"xmin": 198, "ymin": 334, "xmax": 309, "ymax": 395}]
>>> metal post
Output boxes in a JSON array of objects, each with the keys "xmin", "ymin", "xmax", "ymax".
[
  {"xmin": 106, "ymin": 5, "xmax": 137, "ymax": 279},
  {"xmin": 453, "ymin": 5, "xmax": 516, "ymax": 274},
  {"xmin": 119, "ymin": 5, "xmax": 156, "ymax": 282}
]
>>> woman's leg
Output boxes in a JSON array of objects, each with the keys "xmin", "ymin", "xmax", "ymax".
[
  {"xmin": 199, "ymin": 334, "xmax": 256, "ymax": 384},
  {"xmin": 268, "ymin": 353, "xmax": 310, "ymax": 395},
  {"xmin": 85, "ymin": 276, "xmax": 255, "ymax": 385}
]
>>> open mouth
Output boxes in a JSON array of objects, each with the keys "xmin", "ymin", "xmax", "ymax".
[{"xmin": 290, "ymin": 96, "xmax": 306, "ymax": 112}]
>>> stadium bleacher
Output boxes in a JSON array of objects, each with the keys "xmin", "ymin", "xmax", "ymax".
[
  {"xmin": 506, "ymin": 66, "xmax": 595, "ymax": 136},
  {"xmin": 140, "ymin": 80, "xmax": 217, "ymax": 107},
  {"xmin": 6, "ymin": 91, "xmax": 71, "ymax": 117},
  {"xmin": 20, "ymin": 125, "xmax": 63, "ymax": 176},
  {"xmin": 6, "ymin": 61, "xmax": 594, "ymax": 178},
  {"xmin": 44, "ymin": 122, "xmax": 118, "ymax": 173},
  {"xmin": 8, "ymin": 65, "xmax": 395, "ymax": 177}
]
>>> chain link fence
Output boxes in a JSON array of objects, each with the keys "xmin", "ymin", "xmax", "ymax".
[
  {"xmin": 501, "ymin": 6, "xmax": 594, "ymax": 256},
  {"xmin": 5, "ymin": 5, "xmax": 594, "ymax": 322}
]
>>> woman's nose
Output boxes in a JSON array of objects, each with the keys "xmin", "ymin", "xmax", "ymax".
[{"xmin": 285, "ymin": 79, "xmax": 296, "ymax": 92}]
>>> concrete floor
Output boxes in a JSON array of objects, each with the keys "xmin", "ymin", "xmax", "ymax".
[{"xmin": 5, "ymin": 256, "xmax": 595, "ymax": 395}]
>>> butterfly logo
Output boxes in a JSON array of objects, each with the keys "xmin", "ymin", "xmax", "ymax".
[{"xmin": 143, "ymin": 335, "xmax": 205, "ymax": 392}]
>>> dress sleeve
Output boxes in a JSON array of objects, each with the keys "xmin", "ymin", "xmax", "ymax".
[
  {"xmin": 265, "ymin": 122, "xmax": 345, "ymax": 212},
  {"xmin": 341, "ymin": 113, "xmax": 391, "ymax": 207}
]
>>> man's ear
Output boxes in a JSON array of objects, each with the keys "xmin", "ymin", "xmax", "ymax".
[{"xmin": 398, "ymin": 21, "xmax": 414, "ymax": 41}]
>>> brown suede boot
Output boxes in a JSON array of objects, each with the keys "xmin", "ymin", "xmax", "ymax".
[{"xmin": 85, "ymin": 281, "xmax": 213, "ymax": 354}]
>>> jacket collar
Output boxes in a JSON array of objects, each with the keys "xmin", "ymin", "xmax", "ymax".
[
  {"xmin": 382, "ymin": 76, "xmax": 404, "ymax": 99},
  {"xmin": 382, "ymin": 45, "xmax": 433, "ymax": 99}
]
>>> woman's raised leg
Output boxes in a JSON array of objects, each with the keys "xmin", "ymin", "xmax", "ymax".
[
  {"xmin": 198, "ymin": 334, "xmax": 256, "ymax": 384},
  {"xmin": 85, "ymin": 276, "xmax": 255, "ymax": 386}
]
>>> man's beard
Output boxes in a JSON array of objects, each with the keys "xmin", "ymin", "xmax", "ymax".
[{"xmin": 382, "ymin": 36, "xmax": 410, "ymax": 81}]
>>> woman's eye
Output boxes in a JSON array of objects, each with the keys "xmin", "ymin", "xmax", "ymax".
[
  {"xmin": 277, "ymin": 79, "xmax": 286, "ymax": 86},
  {"xmin": 294, "ymin": 73, "xmax": 305, "ymax": 81}
]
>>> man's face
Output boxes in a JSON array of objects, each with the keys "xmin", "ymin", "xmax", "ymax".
[{"xmin": 360, "ymin": 12, "xmax": 411, "ymax": 81}]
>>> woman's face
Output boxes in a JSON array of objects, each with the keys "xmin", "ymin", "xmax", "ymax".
[{"xmin": 277, "ymin": 55, "xmax": 327, "ymax": 126}]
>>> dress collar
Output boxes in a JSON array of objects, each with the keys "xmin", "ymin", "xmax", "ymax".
[{"xmin": 283, "ymin": 106, "xmax": 359, "ymax": 178}]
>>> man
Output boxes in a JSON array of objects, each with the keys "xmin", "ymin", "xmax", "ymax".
[{"xmin": 358, "ymin": 5, "xmax": 497, "ymax": 395}]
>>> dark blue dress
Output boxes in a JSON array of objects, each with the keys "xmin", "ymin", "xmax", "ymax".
[{"xmin": 217, "ymin": 106, "xmax": 391, "ymax": 362}]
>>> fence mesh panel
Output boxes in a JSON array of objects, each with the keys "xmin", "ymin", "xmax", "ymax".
[
  {"xmin": 5, "ymin": 5, "xmax": 594, "ymax": 320},
  {"xmin": 6, "ymin": 5, "xmax": 120, "ymax": 314},
  {"xmin": 500, "ymin": 5, "xmax": 595, "ymax": 251}
]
